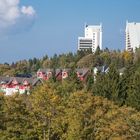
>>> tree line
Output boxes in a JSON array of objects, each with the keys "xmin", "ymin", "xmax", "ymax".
[{"xmin": 0, "ymin": 48, "xmax": 133, "ymax": 76}]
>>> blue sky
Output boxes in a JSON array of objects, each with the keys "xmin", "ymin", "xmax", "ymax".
[{"xmin": 0, "ymin": 0, "xmax": 140, "ymax": 63}]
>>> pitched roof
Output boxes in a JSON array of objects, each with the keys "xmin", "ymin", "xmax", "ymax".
[
  {"xmin": 55, "ymin": 69, "xmax": 62, "ymax": 77},
  {"xmin": 62, "ymin": 69, "xmax": 71, "ymax": 72},
  {"xmin": 32, "ymin": 78, "xmax": 44, "ymax": 86},
  {"xmin": 76, "ymin": 68, "xmax": 89, "ymax": 77},
  {"xmin": 0, "ymin": 76, "xmax": 43, "ymax": 86},
  {"xmin": 95, "ymin": 65, "xmax": 109, "ymax": 73},
  {"xmin": 15, "ymin": 73, "xmax": 32, "ymax": 78},
  {"xmin": 0, "ymin": 76, "xmax": 10, "ymax": 84},
  {"xmin": 38, "ymin": 68, "xmax": 54, "ymax": 73}
]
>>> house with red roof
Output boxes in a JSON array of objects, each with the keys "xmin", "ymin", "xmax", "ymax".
[{"xmin": 0, "ymin": 76, "xmax": 43, "ymax": 95}]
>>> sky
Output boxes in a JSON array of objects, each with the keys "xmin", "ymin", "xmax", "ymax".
[{"xmin": 0, "ymin": 0, "xmax": 140, "ymax": 63}]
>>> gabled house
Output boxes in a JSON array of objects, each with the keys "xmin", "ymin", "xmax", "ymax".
[
  {"xmin": 93, "ymin": 65, "xmax": 109, "ymax": 75},
  {"xmin": 62, "ymin": 69, "xmax": 71, "ymax": 79},
  {"xmin": 46, "ymin": 69, "xmax": 53, "ymax": 79},
  {"xmin": 76, "ymin": 68, "xmax": 89, "ymax": 81},
  {"xmin": 0, "ymin": 76, "xmax": 10, "ymax": 93},
  {"xmin": 93, "ymin": 65, "xmax": 109, "ymax": 81},
  {"xmin": 37, "ymin": 68, "xmax": 53, "ymax": 80},
  {"xmin": 37, "ymin": 68, "xmax": 72, "ymax": 80},
  {"xmin": 37, "ymin": 69, "xmax": 47, "ymax": 79},
  {"xmin": 0, "ymin": 77, "xmax": 43, "ymax": 95}
]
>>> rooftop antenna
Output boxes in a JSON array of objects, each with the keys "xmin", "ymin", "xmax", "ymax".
[{"xmin": 84, "ymin": 22, "xmax": 88, "ymax": 28}]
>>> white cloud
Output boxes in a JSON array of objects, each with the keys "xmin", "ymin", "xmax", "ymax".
[
  {"xmin": 21, "ymin": 6, "xmax": 35, "ymax": 16},
  {"xmin": 0, "ymin": 0, "xmax": 36, "ymax": 34}
]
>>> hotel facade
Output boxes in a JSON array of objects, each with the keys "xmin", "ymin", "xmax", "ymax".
[
  {"xmin": 126, "ymin": 21, "xmax": 140, "ymax": 52},
  {"xmin": 78, "ymin": 23, "xmax": 102, "ymax": 53}
]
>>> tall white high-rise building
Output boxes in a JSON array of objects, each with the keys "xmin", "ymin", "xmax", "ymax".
[
  {"xmin": 78, "ymin": 23, "xmax": 102, "ymax": 53},
  {"xmin": 126, "ymin": 21, "xmax": 140, "ymax": 52}
]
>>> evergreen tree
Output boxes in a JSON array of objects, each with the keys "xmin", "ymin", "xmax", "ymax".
[
  {"xmin": 118, "ymin": 63, "xmax": 135, "ymax": 106},
  {"xmin": 86, "ymin": 73, "xmax": 94, "ymax": 92},
  {"xmin": 95, "ymin": 46, "xmax": 101, "ymax": 55},
  {"xmin": 93, "ymin": 64, "xmax": 120, "ymax": 102},
  {"xmin": 92, "ymin": 72, "xmax": 105, "ymax": 97},
  {"xmin": 126, "ymin": 71, "xmax": 140, "ymax": 110},
  {"xmin": 0, "ymin": 93, "xmax": 5, "ymax": 132},
  {"xmin": 106, "ymin": 64, "xmax": 120, "ymax": 101}
]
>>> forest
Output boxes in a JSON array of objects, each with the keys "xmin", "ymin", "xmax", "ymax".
[{"xmin": 0, "ymin": 48, "xmax": 140, "ymax": 139}]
